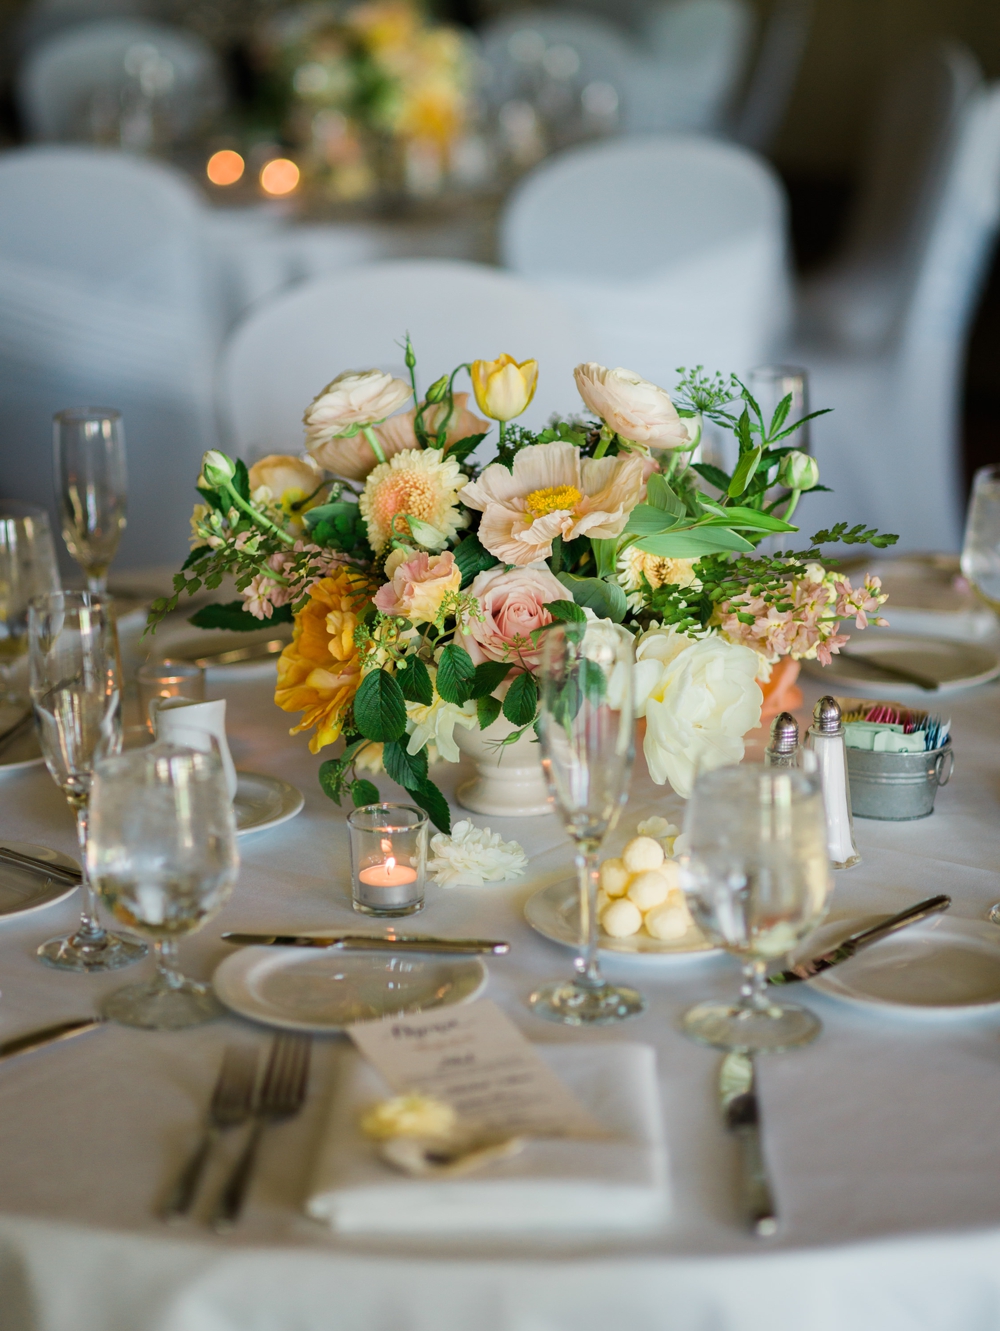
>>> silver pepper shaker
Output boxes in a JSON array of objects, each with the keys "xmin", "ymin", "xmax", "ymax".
[
  {"xmin": 765, "ymin": 712, "xmax": 799, "ymax": 768},
  {"xmin": 806, "ymin": 696, "xmax": 860, "ymax": 870}
]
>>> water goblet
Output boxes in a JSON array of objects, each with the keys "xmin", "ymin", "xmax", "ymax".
[
  {"xmin": 679, "ymin": 764, "xmax": 833, "ymax": 1052},
  {"xmin": 0, "ymin": 502, "xmax": 60, "ymax": 707},
  {"xmin": 88, "ymin": 742, "xmax": 239, "ymax": 1029},
  {"xmin": 53, "ymin": 408, "xmax": 127, "ymax": 595},
  {"xmin": 961, "ymin": 463, "xmax": 1000, "ymax": 613},
  {"xmin": 528, "ymin": 620, "xmax": 644, "ymax": 1025},
  {"xmin": 29, "ymin": 590, "xmax": 147, "ymax": 971}
]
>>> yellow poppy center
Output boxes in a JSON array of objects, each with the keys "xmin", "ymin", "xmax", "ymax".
[{"xmin": 524, "ymin": 485, "xmax": 582, "ymax": 518}]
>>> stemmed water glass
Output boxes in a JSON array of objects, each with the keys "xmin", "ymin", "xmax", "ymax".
[
  {"xmin": 961, "ymin": 463, "xmax": 1000, "ymax": 613},
  {"xmin": 88, "ymin": 743, "xmax": 239, "ymax": 1029},
  {"xmin": 29, "ymin": 590, "xmax": 146, "ymax": 971},
  {"xmin": 679, "ymin": 764, "xmax": 833, "ymax": 1052},
  {"xmin": 53, "ymin": 408, "xmax": 128, "ymax": 595},
  {"xmin": 529, "ymin": 621, "xmax": 644, "ymax": 1025},
  {"xmin": 0, "ymin": 503, "xmax": 60, "ymax": 707}
]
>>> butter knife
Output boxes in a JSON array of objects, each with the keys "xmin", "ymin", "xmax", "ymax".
[
  {"xmin": 768, "ymin": 893, "xmax": 950, "ymax": 985},
  {"xmin": 720, "ymin": 1051, "xmax": 776, "ymax": 1237},
  {"xmin": 0, "ymin": 845, "xmax": 83, "ymax": 885},
  {"xmin": 221, "ymin": 931, "xmax": 510, "ymax": 955},
  {"xmin": 0, "ymin": 1017, "xmax": 104, "ymax": 1063}
]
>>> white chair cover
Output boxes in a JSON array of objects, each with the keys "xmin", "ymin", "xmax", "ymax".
[
  {"xmin": 731, "ymin": 0, "xmax": 814, "ymax": 151},
  {"xmin": 16, "ymin": 18, "xmax": 224, "ymax": 143},
  {"xmin": 0, "ymin": 146, "xmax": 219, "ymax": 568},
  {"xmin": 220, "ymin": 260, "xmax": 597, "ymax": 462},
  {"xmin": 501, "ymin": 134, "xmax": 791, "ymax": 389},
  {"xmin": 792, "ymin": 79, "xmax": 1000, "ymax": 553}
]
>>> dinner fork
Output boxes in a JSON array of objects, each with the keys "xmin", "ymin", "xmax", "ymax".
[
  {"xmin": 210, "ymin": 1033, "xmax": 311, "ymax": 1230},
  {"xmin": 159, "ymin": 1044, "xmax": 257, "ymax": 1221}
]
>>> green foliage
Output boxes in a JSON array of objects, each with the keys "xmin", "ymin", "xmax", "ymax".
[
  {"xmin": 436, "ymin": 643, "xmax": 477, "ymax": 705},
  {"xmin": 452, "ymin": 533, "xmax": 498, "ymax": 588},
  {"xmin": 556, "ymin": 572, "xmax": 628, "ymax": 623},
  {"xmin": 503, "ymin": 671, "xmax": 538, "ymax": 726},
  {"xmin": 470, "ymin": 661, "xmax": 512, "ymax": 698},
  {"xmin": 635, "ymin": 528, "xmax": 754, "ymax": 558},
  {"xmin": 444, "ymin": 432, "xmax": 487, "ymax": 463},
  {"xmin": 645, "ymin": 473, "xmax": 686, "ymax": 516},
  {"xmin": 187, "ymin": 599, "xmax": 293, "ymax": 632},
  {"xmin": 307, "ymin": 502, "xmax": 372, "ymax": 559},
  {"xmin": 182, "ymin": 544, "xmax": 213, "ymax": 570},
  {"xmin": 232, "ymin": 458, "xmax": 251, "ymax": 503},
  {"xmin": 349, "ymin": 778, "xmax": 380, "ymax": 807},
  {"xmin": 811, "ymin": 523, "xmax": 899, "ymax": 549},
  {"xmin": 406, "ymin": 778, "xmax": 451, "ymax": 834},
  {"xmin": 542, "ymin": 599, "xmax": 587, "ymax": 624},
  {"xmin": 383, "ymin": 740, "xmax": 429, "ymax": 789},
  {"xmin": 477, "ymin": 694, "xmax": 502, "ymax": 729},
  {"xmin": 353, "ymin": 669, "xmax": 407, "ymax": 742},
  {"xmin": 728, "ymin": 445, "xmax": 763, "ymax": 497},
  {"xmin": 395, "ymin": 655, "xmax": 433, "ymax": 706}
]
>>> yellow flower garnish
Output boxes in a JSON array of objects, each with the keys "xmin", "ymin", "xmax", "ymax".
[
  {"xmin": 525, "ymin": 484, "xmax": 582, "ymax": 517},
  {"xmin": 359, "ymin": 1094, "xmax": 457, "ymax": 1140},
  {"xmin": 470, "ymin": 355, "xmax": 538, "ymax": 422}
]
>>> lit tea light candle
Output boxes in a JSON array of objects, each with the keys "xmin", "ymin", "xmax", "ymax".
[
  {"xmin": 358, "ymin": 855, "xmax": 419, "ymax": 890},
  {"xmin": 348, "ymin": 807, "xmax": 428, "ymax": 917}
]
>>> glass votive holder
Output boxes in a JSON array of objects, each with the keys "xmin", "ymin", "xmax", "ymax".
[
  {"xmin": 136, "ymin": 659, "xmax": 205, "ymax": 733},
  {"xmin": 348, "ymin": 804, "xmax": 428, "ymax": 917}
]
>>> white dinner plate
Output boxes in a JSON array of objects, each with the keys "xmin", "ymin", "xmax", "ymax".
[
  {"xmin": 213, "ymin": 946, "xmax": 488, "ymax": 1032},
  {"xmin": 525, "ymin": 878, "xmax": 721, "ymax": 960},
  {"xmin": 152, "ymin": 623, "xmax": 293, "ymax": 679},
  {"xmin": 0, "ymin": 840, "xmax": 79, "ymax": 920},
  {"xmin": 0, "ymin": 723, "xmax": 44, "ymax": 775},
  {"xmin": 234, "ymin": 772, "xmax": 304, "ymax": 837},
  {"xmin": 807, "ymin": 915, "xmax": 1000, "ymax": 1016},
  {"xmin": 801, "ymin": 632, "xmax": 1000, "ymax": 697}
]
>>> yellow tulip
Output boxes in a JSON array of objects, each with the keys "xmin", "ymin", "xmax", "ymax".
[{"xmin": 471, "ymin": 355, "xmax": 538, "ymax": 422}]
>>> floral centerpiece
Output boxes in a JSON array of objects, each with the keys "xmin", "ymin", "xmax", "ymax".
[
  {"xmin": 253, "ymin": 0, "xmax": 474, "ymax": 202},
  {"xmin": 149, "ymin": 345, "xmax": 895, "ymax": 830}
]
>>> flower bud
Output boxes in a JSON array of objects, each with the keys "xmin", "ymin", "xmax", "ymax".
[
  {"xmin": 200, "ymin": 450, "xmax": 237, "ymax": 488},
  {"xmin": 404, "ymin": 516, "xmax": 450, "ymax": 550},
  {"xmin": 425, "ymin": 375, "xmax": 449, "ymax": 404},
  {"xmin": 777, "ymin": 450, "xmax": 819, "ymax": 490},
  {"xmin": 471, "ymin": 354, "xmax": 538, "ymax": 422}
]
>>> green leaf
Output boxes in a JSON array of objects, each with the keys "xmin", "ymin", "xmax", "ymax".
[
  {"xmin": 349, "ymin": 778, "xmax": 380, "ymax": 807},
  {"xmin": 471, "ymin": 661, "xmax": 512, "ymax": 698},
  {"xmin": 444, "ymin": 432, "xmax": 487, "ymax": 463},
  {"xmin": 304, "ymin": 501, "xmax": 361, "ymax": 531},
  {"xmin": 768, "ymin": 392, "xmax": 792, "ymax": 438},
  {"xmin": 624, "ymin": 504, "xmax": 680, "ymax": 536},
  {"xmin": 383, "ymin": 740, "xmax": 429, "ymax": 789},
  {"xmin": 188, "ymin": 600, "xmax": 293, "ymax": 632},
  {"xmin": 690, "ymin": 461, "xmax": 732, "ymax": 492},
  {"xmin": 318, "ymin": 759, "xmax": 347, "ymax": 805},
  {"xmin": 636, "ymin": 528, "xmax": 755, "ymax": 557},
  {"xmin": 452, "ymin": 533, "xmax": 498, "ymax": 589},
  {"xmin": 196, "ymin": 486, "xmax": 224, "ymax": 512},
  {"xmin": 701, "ymin": 506, "xmax": 798, "ymax": 533},
  {"xmin": 181, "ymin": 544, "xmax": 213, "ymax": 570},
  {"xmin": 542, "ymin": 599, "xmax": 587, "ymax": 624},
  {"xmin": 408, "ymin": 779, "xmax": 451, "ymax": 833},
  {"xmin": 396, "ymin": 655, "xmax": 433, "ymax": 706},
  {"xmin": 728, "ymin": 446, "xmax": 763, "ymax": 498},
  {"xmin": 477, "ymin": 694, "xmax": 502, "ymax": 729},
  {"xmin": 436, "ymin": 643, "xmax": 476, "ymax": 705},
  {"xmin": 646, "ymin": 473, "xmax": 686, "ymax": 516},
  {"xmin": 556, "ymin": 572, "xmax": 628, "ymax": 623},
  {"xmin": 580, "ymin": 657, "xmax": 607, "ymax": 704},
  {"xmin": 353, "ymin": 669, "xmax": 407, "ymax": 742},
  {"xmin": 232, "ymin": 458, "xmax": 251, "ymax": 503},
  {"xmin": 590, "ymin": 537, "xmax": 618, "ymax": 578},
  {"xmin": 503, "ymin": 671, "xmax": 538, "ymax": 727}
]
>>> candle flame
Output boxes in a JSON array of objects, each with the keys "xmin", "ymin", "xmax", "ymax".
[{"xmin": 385, "ymin": 856, "xmax": 396, "ymax": 875}]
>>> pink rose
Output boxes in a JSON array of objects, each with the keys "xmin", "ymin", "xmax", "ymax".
[
  {"xmin": 458, "ymin": 563, "xmax": 567, "ymax": 674},
  {"xmin": 373, "ymin": 550, "xmax": 461, "ymax": 626},
  {"xmin": 574, "ymin": 362, "xmax": 691, "ymax": 450}
]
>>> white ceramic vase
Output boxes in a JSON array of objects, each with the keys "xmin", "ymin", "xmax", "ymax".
[{"xmin": 454, "ymin": 714, "xmax": 552, "ymax": 818}]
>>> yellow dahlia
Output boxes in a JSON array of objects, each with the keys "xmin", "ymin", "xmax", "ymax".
[
  {"xmin": 359, "ymin": 447, "xmax": 467, "ymax": 553},
  {"xmin": 274, "ymin": 570, "xmax": 370, "ymax": 753}
]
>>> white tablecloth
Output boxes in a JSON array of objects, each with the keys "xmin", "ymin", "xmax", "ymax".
[{"xmin": 3, "ymin": 667, "xmax": 1000, "ymax": 1331}]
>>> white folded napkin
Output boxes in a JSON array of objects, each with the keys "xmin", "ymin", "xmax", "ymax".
[{"xmin": 307, "ymin": 1041, "xmax": 668, "ymax": 1236}]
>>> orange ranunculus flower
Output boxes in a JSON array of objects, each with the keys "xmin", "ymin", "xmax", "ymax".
[{"xmin": 274, "ymin": 570, "xmax": 370, "ymax": 753}]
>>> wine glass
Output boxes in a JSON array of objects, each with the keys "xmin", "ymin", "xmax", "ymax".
[
  {"xmin": 679, "ymin": 764, "xmax": 833, "ymax": 1052},
  {"xmin": 29, "ymin": 590, "xmax": 146, "ymax": 971},
  {"xmin": 88, "ymin": 743, "xmax": 239, "ymax": 1029},
  {"xmin": 0, "ymin": 503, "xmax": 60, "ymax": 707},
  {"xmin": 53, "ymin": 408, "xmax": 127, "ymax": 594},
  {"xmin": 961, "ymin": 463, "xmax": 1000, "ymax": 612},
  {"xmin": 529, "ymin": 621, "xmax": 644, "ymax": 1025}
]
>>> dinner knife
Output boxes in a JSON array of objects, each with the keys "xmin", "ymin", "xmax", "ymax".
[
  {"xmin": 768, "ymin": 893, "xmax": 951, "ymax": 985},
  {"xmin": 0, "ymin": 845, "xmax": 83, "ymax": 885},
  {"xmin": 719, "ymin": 1051, "xmax": 777, "ymax": 1237},
  {"xmin": 0, "ymin": 1017, "xmax": 104, "ymax": 1063},
  {"xmin": 188, "ymin": 639, "xmax": 288, "ymax": 669},
  {"xmin": 221, "ymin": 931, "xmax": 510, "ymax": 955},
  {"xmin": 837, "ymin": 650, "xmax": 940, "ymax": 691}
]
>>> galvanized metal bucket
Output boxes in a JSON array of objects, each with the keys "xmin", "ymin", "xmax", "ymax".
[{"xmin": 846, "ymin": 742, "xmax": 954, "ymax": 820}]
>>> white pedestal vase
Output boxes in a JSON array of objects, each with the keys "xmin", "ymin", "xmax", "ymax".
[{"xmin": 454, "ymin": 715, "xmax": 552, "ymax": 817}]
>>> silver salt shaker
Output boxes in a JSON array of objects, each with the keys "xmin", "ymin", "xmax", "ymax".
[
  {"xmin": 765, "ymin": 712, "xmax": 799, "ymax": 768},
  {"xmin": 806, "ymin": 696, "xmax": 860, "ymax": 870}
]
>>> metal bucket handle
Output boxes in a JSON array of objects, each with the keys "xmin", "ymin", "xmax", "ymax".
[{"xmin": 933, "ymin": 749, "xmax": 955, "ymax": 788}]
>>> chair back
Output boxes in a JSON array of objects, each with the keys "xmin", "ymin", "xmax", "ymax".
[
  {"xmin": 635, "ymin": 0, "xmax": 754, "ymax": 132},
  {"xmin": 731, "ymin": 0, "xmax": 813, "ymax": 151},
  {"xmin": 220, "ymin": 260, "xmax": 597, "ymax": 461}
]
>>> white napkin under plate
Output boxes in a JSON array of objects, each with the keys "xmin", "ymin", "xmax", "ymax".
[{"xmin": 307, "ymin": 1041, "xmax": 668, "ymax": 1236}]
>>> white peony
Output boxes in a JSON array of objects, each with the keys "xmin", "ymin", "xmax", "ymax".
[
  {"xmin": 634, "ymin": 625, "xmax": 762, "ymax": 798},
  {"xmin": 427, "ymin": 820, "xmax": 528, "ymax": 887}
]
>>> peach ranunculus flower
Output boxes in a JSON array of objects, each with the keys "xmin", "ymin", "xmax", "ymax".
[
  {"xmin": 248, "ymin": 454, "xmax": 326, "ymax": 529},
  {"xmin": 471, "ymin": 355, "xmax": 538, "ymax": 422},
  {"xmin": 304, "ymin": 370, "xmax": 413, "ymax": 451},
  {"xmin": 373, "ymin": 550, "xmax": 461, "ymax": 626},
  {"xmin": 459, "ymin": 441, "xmax": 645, "ymax": 566},
  {"xmin": 309, "ymin": 392, "xmax": 490, "ymax": 482},
  {"xmin": 574, "ymin": 363, "xmax": 692, "ymax": 450},
  {"xmin": 274, "ymin": 569, "xmax": 370, "ymax": 753},
  {"xmin": 457, "ymin": 562, "xmax": 566, "ymax": 673}
]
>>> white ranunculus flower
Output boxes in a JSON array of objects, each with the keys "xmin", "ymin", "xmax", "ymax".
[
  {"xmin": 573, "ymin": 363, "xmax": 692, "ymax": 450},
  {"xmin": 304, "ymin": 369, "xmax": 413, "ymax": 447},
  {"xmin": 634, "ymin": 625, "xmax": 762, "ymax": 798},
  {"xmin": 427, "ymin": 820, "xmax": 528, "ymax": 887}
]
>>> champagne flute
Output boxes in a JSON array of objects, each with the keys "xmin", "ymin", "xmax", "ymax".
[
  {"xmin": 53, "ymin": 408, "xmax": 127, "ymax": 595},
  {"xmin": 0, "ymin": 503, "xmax": 60, "ymax": 707},
  {"xmin": 529, "ymin": 621, "xmax": 644, "ymax": 1025},
  {"xmin": 679, "ymin": 764, "xmax": 833, "ymax": 1052},
  {"xmin": 29, "ymin": 590, "xmax": 146, "ymax": 971},
  {"xmin": 88, "ymin": 742, "xmax": 239, "ymax": 1029},
  {"xmin": 961, "ymin": 463, "xmax": 1000, "ymax": 613}
]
